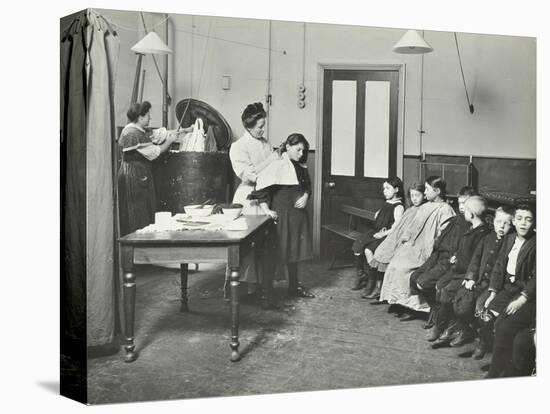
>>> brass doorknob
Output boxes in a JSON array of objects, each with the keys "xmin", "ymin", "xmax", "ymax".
[{"xmin": 326, "ymin": 181, "xmax": 336, "ymax": 188}]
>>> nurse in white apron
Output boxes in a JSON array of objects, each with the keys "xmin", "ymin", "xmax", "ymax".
[
  {"xmin": 230, "ymin": 102, "xmax": 279, "ymax": 214},
  {"xmin": 228, "ymin": 102, "xmax": 279, "ymax": 294}
]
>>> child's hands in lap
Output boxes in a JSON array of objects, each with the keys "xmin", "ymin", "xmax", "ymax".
[
  {"xmin": 462, "ymin": 280, "xmax": 475, "ymax": 290},
  {"xmin": 505, "ymin": 295, "xmax": 527, "ymax": 315}
]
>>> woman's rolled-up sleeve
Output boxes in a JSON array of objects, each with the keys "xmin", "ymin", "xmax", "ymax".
[
  {"xmin": 137, "ymin": 144, "xmax": 161, "ymax": 161},
  {"xmin": 150, "ymin": 127, "xmax": 168, "ymax": 144}
]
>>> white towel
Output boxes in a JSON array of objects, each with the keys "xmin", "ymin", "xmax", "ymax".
[
  {"xmin": 255, "ymin": 152, "xmax": 299, "ymax": 190},
  {"xmin": 225, "ymin": 217, "xmax": 248, "ymax": 231}
]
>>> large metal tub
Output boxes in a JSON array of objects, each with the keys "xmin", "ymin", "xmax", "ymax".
[
  {"xmin": 154, "ymin": 151, "xmax": 231, "ymax": 213},
  {"xmin": 153, "ymin": 98, "xmax": 234, "ymax": 213}
]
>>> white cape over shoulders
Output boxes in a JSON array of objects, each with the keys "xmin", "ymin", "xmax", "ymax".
[{"xmin": 255, "ymin": 152, "xmax": 300, "ymax": 190}]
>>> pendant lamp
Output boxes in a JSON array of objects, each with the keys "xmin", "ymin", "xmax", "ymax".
[
  {"xmin": 392, "ymin": 29, "xmax": 433, "ymax": 54},
  {"xmin": 392, "ymin": 29, "xmax": 432, "ymax": 162},
  {"xmin": 130, "ymin": 31, "xmax": 172, "ymax": 105}
]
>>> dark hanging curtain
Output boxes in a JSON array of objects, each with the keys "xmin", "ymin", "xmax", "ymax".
[
  {"xmin": 61, "ymin": 9, "xmax": 120, "ymax": 401},
  {"xmin": 60, "ymin": 10, "xmax": 88, "ymax": 401},
  {"xmin": 61, "ymin": 11, "xmax": 86, "ymax": 346},
  {"xmin": 84, "ymin": 10, "xmax": 120, "ymax": 348}
]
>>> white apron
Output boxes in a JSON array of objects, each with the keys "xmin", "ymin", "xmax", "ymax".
[
  {"xmin": 228, "ymin": 130, "xmax": 274, "ymax": 285},
  {"xmin": 229, "ymin": 131, "xmax": 274, "ymax": 215}
]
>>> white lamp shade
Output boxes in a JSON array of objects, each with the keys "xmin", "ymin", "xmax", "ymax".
[
  {"xmin": 131, "ymin": 31, "xmax": 172, "ymax": 55},
  {"xmin": 392, "ymin": 30, "xmax": 433, "ymax": 54}
]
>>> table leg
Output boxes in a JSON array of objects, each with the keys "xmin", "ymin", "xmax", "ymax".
[
  {"xmin": 122, "ymin": 269, "xmax": 137, "ymax": 362},
  {"xmin": 229, "ymin": 267, "xmax": 241, "ymax": 362},
  {"xmin": 121, "ymin": 245, "xmax": 137, "ymax": 362},
  {"xmin": 180, "ymin": 263, "xmax": 189, "ymax": 312}
]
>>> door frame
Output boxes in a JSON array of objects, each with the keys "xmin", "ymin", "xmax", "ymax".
[{"xmin": 312, "ymin": 62, "xmax": 406, "ymax": 256}]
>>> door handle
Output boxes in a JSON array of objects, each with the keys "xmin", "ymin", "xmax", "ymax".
[{"xmin": 325, "ymin": 181, "xmax": 336, "ymax": 189}]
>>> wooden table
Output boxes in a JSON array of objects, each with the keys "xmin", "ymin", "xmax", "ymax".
[{"xmin": 119, "ymin": 215, "xmax": 273, "ymax": 363}]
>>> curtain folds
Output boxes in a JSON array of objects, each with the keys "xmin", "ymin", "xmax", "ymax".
[
  {"xmin": 85, "ymin": 10, "xmax": 120, "ymax": 347},
  {"xmin": 61, "ymin": 13, "xmax": 87, "ymax": 345},
  {"xmin": 61, "ymin": 10, "xmax": 120, "ymax": 348}
]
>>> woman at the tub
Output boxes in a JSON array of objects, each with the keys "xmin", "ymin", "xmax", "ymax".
[{"xmin": 118, "ymin": 101, "xmax": 189, "ymax": 235}]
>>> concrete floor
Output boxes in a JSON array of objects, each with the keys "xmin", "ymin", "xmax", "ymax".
[{"xmin": 87, "ymin": 260, "xmax": 489, "ymax": 404}]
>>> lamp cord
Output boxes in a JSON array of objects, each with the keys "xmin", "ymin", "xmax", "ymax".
[
  {"xmin": 100, "ymin": 14, "xmax": 287, "ymax": 55},
  {"xmin": 302, "ymin": 22, "xmax": 306, "ymax": 85},
  {"xmin": 140, "ymin": 12, "xmax": 166, "ymax": 86},
  {"xmin": 419, "ymin": 31, "xmax": 426, "ymax": 160},
  {"xmin": 177, "ymin": 17, "xmax": 213, "ymax": 131},
  {"xmin": 266, "ymin": 20, "xmax": 273, "ymax": 140},
  {"xmin": 114, "ymin": 14, "xmax": 170, "ymax": 31},
  {"xmin": 420, "ymin": 51, "xmax": 425, "ymax": 157},
  {"xmin": 196, "ymin": 19, "xmax": 213, "ymax": 97},
  {"xmin": 454, "ymin": 32, "xmax": 474, "ymax": 113}
]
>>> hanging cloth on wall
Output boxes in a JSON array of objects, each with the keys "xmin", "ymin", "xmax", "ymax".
[
  {"xmin": 85, "ymin": 10, "xmax": 120, "ymax": 348},
  {"xmin": 61, "ymin": 9, "xmax": 120, "ymax": 348},
  {"xmin": 61, "ymin": 11, "xmax": 88, "ymax": 349}
]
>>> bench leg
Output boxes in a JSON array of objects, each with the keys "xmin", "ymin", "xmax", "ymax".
[
  {"xmin": 180, "ymin": 263, "xmax": 189, "ymax": 312},
  {"xmin": 328, "ymin": 253, "xmax": 337, "ymax": 270},
  {"xmin": 327, "ymin": 239, "xmax": 354, "ymax": 270},
  {"xmin": 327, "ymin": 235, "xmax": 338, "ymax": 270}
]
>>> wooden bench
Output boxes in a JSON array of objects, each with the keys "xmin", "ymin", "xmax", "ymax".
[{"xmin": 322, "ymin": 204, "xmax": 377, "ymax": 270}]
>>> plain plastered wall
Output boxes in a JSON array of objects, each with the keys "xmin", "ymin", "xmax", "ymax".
[{"xmin": 94, "ymin": 9, "xmax": 535, "ymax": 158}]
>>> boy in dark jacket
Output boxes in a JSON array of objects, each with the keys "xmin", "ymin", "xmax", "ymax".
[
  {"xmin": 451, "ymin": 206, "xmax": 514, "ymax": 357},
  {"xmin": 482, "ymin": 203, "xmax": 535, "ymax": 378},
  {"xmin": 427, "ymin": 196, "xmax": 490, "ymax": 344},
  {"xmin": 403, "ymin": 187, "xmax": 476, "ymax": 323}
]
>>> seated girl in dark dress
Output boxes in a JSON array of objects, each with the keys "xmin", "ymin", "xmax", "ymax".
[
  {"xmin": 248, "ymin": 133, "xmax": 315, "ymax": 304},
  {"xmin": 351, "ymin": 177, "xmax": 405, "ymax": 299}
]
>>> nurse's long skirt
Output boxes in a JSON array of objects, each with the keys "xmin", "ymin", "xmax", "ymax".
[{"xmin": 228, "ymin": 182, "xmax": 264, "ymax": 286}]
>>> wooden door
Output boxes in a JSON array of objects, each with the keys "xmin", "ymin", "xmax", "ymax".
[{"xmin": 321, "ymin": 69, "xmax": 400, "ymax": 253}]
